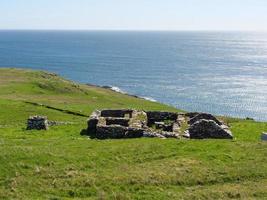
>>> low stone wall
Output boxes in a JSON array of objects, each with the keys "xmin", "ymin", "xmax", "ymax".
[{"xmin": 96, "ymin": 126, "xmax": 144, "ymax": 139}]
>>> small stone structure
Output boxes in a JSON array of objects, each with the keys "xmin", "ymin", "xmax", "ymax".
[
  {"xmin": 184, "ymin": 112, "xmax": 233, "ymax": 139},
  {"xmin": 87, "ymin": 110, "xmax": 233, "ymax": 140},
  {"xmin": 186, "ymin": 119, "xmax": 233, "ymax": 139},
  {"xmin": 261, "ymin": 132, "xmax": 267, "ymax": 141},
  {"xmin": 27, "ymin": 116, "xmax": 49, "ymax": 130}
]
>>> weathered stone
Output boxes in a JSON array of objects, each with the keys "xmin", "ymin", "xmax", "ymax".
[
  {"xmin": 129, "ymin": 111, "xmax": 147, "ymax": 128},
  {"xmin": 95, "ymin": 126, "xmax": 144, "ymax": 139},
  {"xmin": 163, "ymin": 124, "xmax": 173, "ymax": 132},
  {"xmin": 146, "ymin": 111, "xmax": 178, "ymax": 126},
  {"xmin": 185, "ymin": 112, "xmax": 200, "ymax": 118},
  {"xmin": 143, "ymin": 131, "xmax": 166, "ymax": 139},
  {"xmin": 27, "ymin": 116, "xmax": 49, "ymax": 130},
  {"xmin": 87, "ymin": 110, "xmax": 182, "ymax": 139},
  {"xmin": 261, "ymin": 132, "xmax": 267, "ymax": 141},
  {"xmin": 101, "ymin": 109, "xmax": 133, "ymax": 118},
  {"xmin": 105, "ymin": 117, "xmax": 130, "ymax": 126},
  {"xmin": 87, "ymin": 118, "xmax": 99, "ymax": 134},
  {"xmin": 177, "ymin": 114, "xmax": 186, "ymax": 124},
  {"xmin": 187, "ymin": 119, "xmax": 233, "ymax": 139},
  {"xmin": 183, "ymin": 131, "xmax": 190, "ymax": 138},
  {"xmin": 86, "ymin": 109, "xmax": 233, "ymax": 140},
  {"xmin": 161, "ymin": 131, "xmax": 180, "ymax": 139},
  {"xmin": 96, "ymin": 125, "xmax": 126, "ymax": 139},
  {"xmin": 125, "ymin": 128, "xmax": 144, "ymax": 138},
  {"xmin": 154, "ymin": 122, "xmax": 164, "ymax": 129},
  {"xmin": 172, "ymin": 123, "xmax": 181, "ymax": 133},
  {"xmin": 189, "ymin": 113, "xmax": 222, "ymax": 125},
  {"xmin": 91, "ymin": 110, "xmax": 101, "ymax": 118}
]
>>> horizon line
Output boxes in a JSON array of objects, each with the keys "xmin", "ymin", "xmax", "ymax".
[{"xmin": 0, "ymin": 29, "xmax": 266, "ymax": 32}]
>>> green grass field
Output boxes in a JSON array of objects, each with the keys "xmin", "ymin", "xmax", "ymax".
[{"xmin": 0, "ymin": 68, "xmax": 266, "ymax": 199}]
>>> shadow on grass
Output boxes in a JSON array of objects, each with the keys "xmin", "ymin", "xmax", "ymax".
[{"xmin": 80, "ymin": 129, "xmax": 96, "ymax": 139}]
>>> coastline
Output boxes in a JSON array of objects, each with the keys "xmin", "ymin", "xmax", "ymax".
[{"xmin": 86, "ymin": 84, "xmax": 157, "ymax": 102}]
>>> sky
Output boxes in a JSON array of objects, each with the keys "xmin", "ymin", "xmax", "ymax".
[{"xmin": 1, "ymin": 0, "xmax": 267, "ymax": 31}]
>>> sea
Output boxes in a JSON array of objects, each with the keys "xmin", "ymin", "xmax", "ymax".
[{"xmin": 0, "ymin": 31, "xmax": 267, "ymax": 121}]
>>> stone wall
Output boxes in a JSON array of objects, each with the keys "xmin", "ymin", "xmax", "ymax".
[
  {"xmin": 96, "ymin": 126, "xmax": 144, "ymax": 139},
  {"xmin": 105, "ymin": 118, "xmax": 130, "ymax": 126}
]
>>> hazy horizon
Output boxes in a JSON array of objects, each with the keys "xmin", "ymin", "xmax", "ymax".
[
  {"xmin": 1, "ymin": 29, "xmax": 267, "ymax": 32},
  {"xmin": 1, "ymin": 0, "xmax": 267, "ymax": 31}
]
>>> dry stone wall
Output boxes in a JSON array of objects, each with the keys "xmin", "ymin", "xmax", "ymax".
[{"xmin": 87, "ymin": 110, "xmax": 234, "ymax": 140}]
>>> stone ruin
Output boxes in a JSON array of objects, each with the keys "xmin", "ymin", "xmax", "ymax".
[
  {"xmin": 184, "ymin": 113, "xmax": 233, "ymax": 139},
  {"xmin": 26, "ymin": 116, "xmax": 75, "ymax": 130},
  {"xmin": 86, "ymin": 109, "xmax": 233, "ymax": 139},
  {"xmin": 27, "ymin": 116, "xmax": 49, "ymax": 130}
]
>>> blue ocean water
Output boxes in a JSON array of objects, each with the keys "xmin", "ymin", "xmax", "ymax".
[{"xmin": 0, "ymin": 31, "xmax": 267, "ymax": 121}]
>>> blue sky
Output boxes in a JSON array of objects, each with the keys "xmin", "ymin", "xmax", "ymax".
[{"xmin": 1, "ymin": 0, "xmax": 267, "ymax": 30}]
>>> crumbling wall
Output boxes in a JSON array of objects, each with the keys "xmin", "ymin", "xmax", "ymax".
[{"xmin": 86, "ymin": 109, "xmax": 233, "ymax": 140}]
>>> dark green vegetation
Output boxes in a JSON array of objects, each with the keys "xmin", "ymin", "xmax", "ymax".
[{"xmin": 0, "ymin": 68, "xmax": 266, "ymax": 199}]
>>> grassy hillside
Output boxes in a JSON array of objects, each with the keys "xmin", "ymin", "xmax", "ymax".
[{"xmin": 0, "ymin": 68, "xmax": 266, "ymax": 199}]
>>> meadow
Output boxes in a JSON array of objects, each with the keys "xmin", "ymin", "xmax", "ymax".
[{"xmin": 0, "ymin": 68, "xmax": 266, "ymax": 199}]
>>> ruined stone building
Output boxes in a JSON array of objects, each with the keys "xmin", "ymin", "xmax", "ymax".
[{"xmin": 87, "ymin": 109, "xmax": 233, "ymax": 140}]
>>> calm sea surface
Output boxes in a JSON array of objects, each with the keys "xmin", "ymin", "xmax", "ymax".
[{"xmin": 0, "ymin": 31, "xmax": 267, "ymax": 121}]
